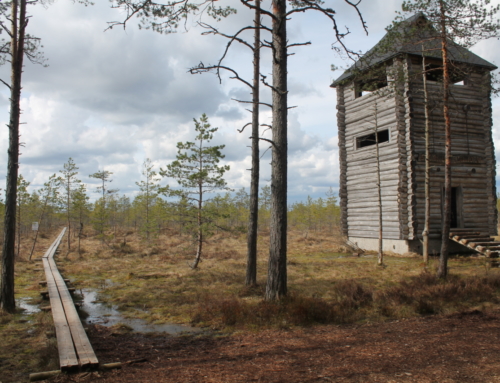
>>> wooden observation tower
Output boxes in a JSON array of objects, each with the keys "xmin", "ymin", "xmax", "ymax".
[{"xmin": 331, "ymin": 14, "xmax": 497, "ymax": 254}]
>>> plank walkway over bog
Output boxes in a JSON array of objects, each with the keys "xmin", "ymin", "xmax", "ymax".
[
  {"xmin": 449, "ymin": 229, "xmax": 500, "ymax": 258},
  {"xmin": 41, "ymin": 228, "xmax": 99, "ymax": 371}
]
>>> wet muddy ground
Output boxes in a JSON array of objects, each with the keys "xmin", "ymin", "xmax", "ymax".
[{"xmin": 79, "ymin": 289, "xmax": 201, "ymax": 335}]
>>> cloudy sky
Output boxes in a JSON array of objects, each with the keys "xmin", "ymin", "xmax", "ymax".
[{"xmin": 0, "ymin": 0, "xmax": 499, "ymax": 203}]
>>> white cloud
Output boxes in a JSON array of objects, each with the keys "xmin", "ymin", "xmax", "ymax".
[{"xmin": 0, "ymin": 0, "xmax": 498, "ymax": 205}]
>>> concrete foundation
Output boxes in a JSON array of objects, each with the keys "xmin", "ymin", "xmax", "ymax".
[{"xmin": 349, "ymin": 237, "xmax": 472, "ymax": 255}]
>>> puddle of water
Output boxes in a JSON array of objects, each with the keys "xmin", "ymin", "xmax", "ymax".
[
  {"xmin": 79, "ymin": 289, "xmax": 202, "ymax": 335},
  {"xmin": 17, "ymin": 297, "xmax": 40, "ymax": 314}
]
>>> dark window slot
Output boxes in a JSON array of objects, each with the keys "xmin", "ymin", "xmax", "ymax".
[{"xmin": 356, "ymin": 129, "xmax": 389, "ymax": 149}]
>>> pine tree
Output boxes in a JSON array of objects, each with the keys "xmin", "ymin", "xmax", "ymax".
[
  {"xmin": 59, "ymin": 158, "xmax": 81, "ymax": 255},
  {"xmin": 71, "ymin": 184, "xmax": 90, "ymax": 257},
  {"xmin": 136, "ymin": 158, "xmax": 161, "ymax": 242},
  {"xmin": 89, "ymin": 170, "xmax": 116, "ymax": 240},
  {"xmin": 160, "ymin": 114, "xmax": 231, "ymax": 269}
]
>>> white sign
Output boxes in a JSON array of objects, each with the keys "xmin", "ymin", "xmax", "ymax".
[{"xmin": 32, "ymin": 222, "xmax": 39, "ymax": 231}]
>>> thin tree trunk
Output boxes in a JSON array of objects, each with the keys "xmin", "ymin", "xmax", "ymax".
[
  {"xmin": 246, "ymin": 0, "xmax": 260, "ymax": 287},
  {"xmin": 375, "ymin": 103, "xmax": 383, "ymax": 266},
  {"xmin": 66, "ymin": 180, "xmax": 71, "ymax": 256},
  {"xmin": 422, "ymin": 51, "xmax": 431, "ymax": 265},
  {"xmin": 1, "ymin": 0, "xmax": 26, "ymax": 313},
  {"xmin": 78, "ymin": 222, "xmax": 82, "ymax": 258},
  {"xmin": 146, "ymin": 179, "xmax": 150, "ymax": 242},
  {"xmin": 265, "ymin": 0, "xmax": 287, "ymax": 301},
  {"xmin": 438, "ymin": 0, "xmax": 451, "ymax": 279},
  {"xmin": 192, "ymin": 181, "xmax": 203, "ymax": 269}
]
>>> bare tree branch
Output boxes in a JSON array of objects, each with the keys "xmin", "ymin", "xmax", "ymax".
[
  {"xmin": 189, "ymin": 63, "xmax": 253, "ymax": 88},
  {"xmin": 287, "ymin": 41, "xmax": 311, "ymax": 48},
  {"xmin": 260, "ymin": 74, "xmax": 285, "ymax": 95},
  {"xmin": 240, "ymin": 0, "xmax": 276, "ymax": 21},
  {"xmin": 0, "ymin": 78, "xmax": 11, "ymax": 89},
  {"xmin": 252, "ymin": 136, "xmax": 278, "ymax": 151},
  {"xmin": 231, "ymin": 98, "xmax": 272, "ymax": 109}
]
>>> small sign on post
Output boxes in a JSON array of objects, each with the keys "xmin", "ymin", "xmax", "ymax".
[{"xmin": 32, "ymin": 222, "xmax": 39, "ymax": 231}]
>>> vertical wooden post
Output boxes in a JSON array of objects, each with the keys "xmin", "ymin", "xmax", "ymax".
[
  {"xmin": 438, "ymin": 0, "xmax": 451, "ymax": 279},
  {"xmin": 422, "ymin": 50, "xmax": 430, "ymax": 265},
  {"xmin": 374, "ymin": 102, "xmax": 383, "ymax": 266}
]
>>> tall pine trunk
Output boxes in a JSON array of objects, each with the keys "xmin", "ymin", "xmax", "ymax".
[
  {"xmin": 1, "ymin": 0, "xmax": 26, "ymax": 313},
  {"xmin": 265, "ymin": 0, "xmax": 287, "ymax": 301},
  {"xmin": 438, "ymin": 0, "xmax": 451, "ymax": 279},
  {"xmin": 246, "ymin": 0, "xmax": 260, "ymax": 287}
]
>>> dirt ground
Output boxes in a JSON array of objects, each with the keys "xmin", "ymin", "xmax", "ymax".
[{"xmin": 51, "ymin": 308, "xmax": 500, "ymax": 383}]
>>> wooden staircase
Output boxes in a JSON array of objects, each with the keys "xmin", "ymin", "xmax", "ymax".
[{"xmin": 449, "ymin": 229, "xmax": 500, "ymax": 258}]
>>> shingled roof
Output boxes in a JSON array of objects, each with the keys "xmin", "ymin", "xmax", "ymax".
[{"xmin": 331, "ymin": 13, "xmax": 497, "ymax": 87}]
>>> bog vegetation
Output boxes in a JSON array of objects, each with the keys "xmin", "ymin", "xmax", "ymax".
[
  {"xmin": 1, "ymin": 164, "xmax": 500, "ymax": 381},
  {"xmin": 0, "ymin": 158, "xmax": 341, "ymax": 258}
]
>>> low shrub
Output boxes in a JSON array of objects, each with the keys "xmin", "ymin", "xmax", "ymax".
[{"xmin": 192, "ymin": 273, "xmax": 500, "ymax": 329}]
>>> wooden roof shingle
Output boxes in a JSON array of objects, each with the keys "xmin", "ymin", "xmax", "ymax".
[{"xmin": 331, "ymin": 13, "xmax": 497, "ymax": 87}]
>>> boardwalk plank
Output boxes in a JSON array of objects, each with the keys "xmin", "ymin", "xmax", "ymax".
[
  {"xmin": 49, "ymin": 257, "xmax": 99, "ymax": 367},
  {"xmin": 41, "ymin": 227, "xmax": 99, "ymax": 370},
  {"xmin": 42, "ymin": 258, "xmax": 79, "ymax": 371}
]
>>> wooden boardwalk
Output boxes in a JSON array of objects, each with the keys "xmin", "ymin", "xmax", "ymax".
[{"xmin": 41, "ymin": 228, "xmax": 99, "ymax": 371}]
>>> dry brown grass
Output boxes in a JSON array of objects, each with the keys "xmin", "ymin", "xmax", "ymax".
[
  {"xmin": 53, "ymin": 227, "xmax": 500, "ymax": 328},
  {"xmin": 2, "ymin": 226, "xmax": 500, "ymax": 381}
]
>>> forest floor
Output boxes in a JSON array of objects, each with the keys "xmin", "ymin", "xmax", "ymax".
[
  {"xmin": 2, "ymin": 228, "xmax": 500, "ymax": 382},
  {"xmin": 49, "ymin": 307, "xmax": 500, "ymax": 383}
]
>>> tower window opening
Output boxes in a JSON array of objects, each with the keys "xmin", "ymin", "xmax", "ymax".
[
  {"xmin": 425, "ymin": 64, "xmax": 467, "ymax": 85},
  {"xmin": 356, "ymin": 129, "xmax": 390, "ymax": 149},
  {"xmin": 355, "ymin": 75, "xmax": 388, "ymax": 98}
]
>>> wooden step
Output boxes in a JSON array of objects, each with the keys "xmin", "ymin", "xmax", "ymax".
[
  {"xmin": 485, "ymin": 251, "xmax": 499, "ymax": 258},
  {"xmin": 480, "ymin": 246, "xmax": 500, "ymax": 251},
  {"xmin": 450, "ymin": 230, "xmax": 482, "ymax": 235},
  {"xmin": 469, "ymin": 241, "xmax": 500, "ymax": 248},
  {"xmin": 460, "ymin": 237, "xmax": 495, "ymax": 245}
]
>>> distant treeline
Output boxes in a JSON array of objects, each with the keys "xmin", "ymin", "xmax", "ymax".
[{"xmin": 0, "ymin": 173, "xmax": 340, "ymax": 247}]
